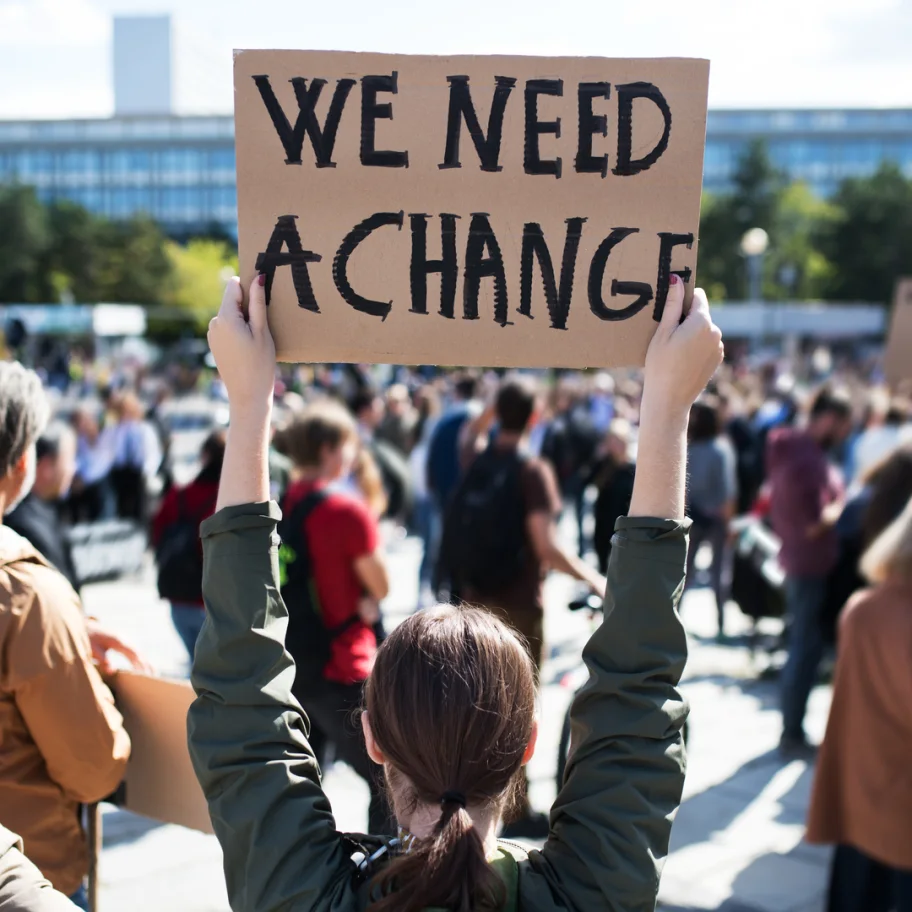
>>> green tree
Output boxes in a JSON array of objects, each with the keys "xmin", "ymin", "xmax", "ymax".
[
  {"xmin": 93, "ymin": 215, "xmax": 176, "ymax": 305},
  {"xmin": 0, "ymin": 186, "xmax": 53, "ymax": 302},
  {"xmin": 766, "ymin": 182, "xmax": 837, "ymax": 300},
  {"xmin": 698, "ymin": 140, "xmax": 785, "ymax": 300},
  {"xmin": 40, "ymin": 200, "xmax": 103, "ymax": 302},
  {"xmin": 165, "ymin": 238, "xmax": 239, "ymax": 331},
  {"xmin": 820, "ymin": 162, "xmax": 912, "ymax": 304}
]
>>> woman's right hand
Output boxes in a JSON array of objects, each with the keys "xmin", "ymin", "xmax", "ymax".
[{"xmin": 207, "ymin": 275, "xmax": 276, "ymax": 420}]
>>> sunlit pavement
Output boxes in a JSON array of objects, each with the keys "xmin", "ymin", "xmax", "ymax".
[{"xmin": 82, "ymin": 531, "xmax": 830, "ymax": 912}]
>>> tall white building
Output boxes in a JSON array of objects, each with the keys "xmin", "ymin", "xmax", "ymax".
[{"xmin": 113, "ymin": 15, "xmax": 173, "ymax": 117}]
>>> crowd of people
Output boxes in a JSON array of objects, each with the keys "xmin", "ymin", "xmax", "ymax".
[{"xmin": 1, "ymin": 285, "xmax": 911, "ymax": 908}]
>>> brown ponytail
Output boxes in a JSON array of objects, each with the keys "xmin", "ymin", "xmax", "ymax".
[{"xmin": 364, "ymin": 605, "xmax": 536, "ymax": 912}]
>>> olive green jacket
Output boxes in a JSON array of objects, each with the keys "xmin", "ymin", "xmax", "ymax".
[{"xmin": 188, "ymin": 503, "xmax": 689, "ymax": 912}]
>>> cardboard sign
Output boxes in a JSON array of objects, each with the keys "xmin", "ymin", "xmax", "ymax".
[
  {"xmin": 113, "ymin": 672, "xmax": 213, "ymax": 834},
  {"xmin": 234, "ymin": 51, "xmax": 710, "ymax": 367},
  {"xmin": 885, "ymin": 278, "xmax": 912, "ymax": 390}
]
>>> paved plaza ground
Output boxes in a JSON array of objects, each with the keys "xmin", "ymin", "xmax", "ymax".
[{"xmin": 83, "ymin": 531, "xmax": 832, "ymax": 912}]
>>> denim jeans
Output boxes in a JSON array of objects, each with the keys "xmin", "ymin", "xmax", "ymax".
[
  {"xmin": 170, "ymin": 603, "xmax": 206, "ymax": 660},
  {"xmin": 828, "ymin": 843, "xmax": 912, "ymax": 912},
  {"xmin": 781, "ymin": 574, "xmax": 828, "ymax": 739},
  {"xmin": 413, "ymin": 495, "xmax": 440, "ymax": 594},
  {"xmin": 685, "ymin": 518, "xmax": 732, "ymax": 634},
  {"xmin": 69, "ymin": 884, "xmax": 89, "ymax": 911}
]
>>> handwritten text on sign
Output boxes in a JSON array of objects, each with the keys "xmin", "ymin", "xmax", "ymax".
[{"xmin": 234, "ymin": 51, "xmax": 710, "ymax": 366}]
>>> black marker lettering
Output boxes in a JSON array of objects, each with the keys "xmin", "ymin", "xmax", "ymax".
[
  {"xmin": 524, "ymin": 79, "xmax": 563, "ymax": 178},
  {"xmin": 360, "ymin": 73, "xmax": 409, "ymax": 168},
  {"xmin": 588, "ymin": 227, "xmax": 653, "ymax": 321},
  {"xmin": 439, "ymin": 76, "xmax": 516, "ymax": 172},
  {"xmin": 576, "ymin": 82, "xmax": 610, "ymax": 177},
  {"xmin": 333, "ymin": 211, "xmax": 404, "ymax": 319},
  {"xmin": 254, "ymin": 214, "xmax": 322, "ymax": 311},
  {"xmin": 654, "ymin": 232, "xmax": 694, "ymax": 321},
  {"xmin": 409, "ymin": 213, "xmax": 460, "ymax": 317},
  {"xmin": 252, "ymin": 75, "xmax": 355, "ymax": 166},
  {"xmin": 519, "ymin": 218, "xmax": 586, "ymax": 330},
  {"xmin": 463, "ymin": 213, "xmax": 508, "ymax": 324},
  {"xmin": 613, "ymin": 82, "xmax": 672, "ymax": 176}
]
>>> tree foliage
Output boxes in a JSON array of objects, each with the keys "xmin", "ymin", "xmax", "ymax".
[
  {"xmin": 819, "ymin": 162, "xmax": 912, "ymax": 304},
  {"xmin": 165, "ymin": 239, "xmax": 238, "ymax": 331}
]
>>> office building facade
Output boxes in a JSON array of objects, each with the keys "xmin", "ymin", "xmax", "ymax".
[
  {"xmin": 1, "ymin": 106, "xmax": 910, "ymax": 238},
  {"xmin": 704, "ymin": 108, "xmax": 912, "ymax": 197}
]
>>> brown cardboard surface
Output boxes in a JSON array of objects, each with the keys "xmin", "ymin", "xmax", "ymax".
[
  {"xmin": 234, "ymin": 51, "xmax": 709, "ymax": 367},
  {"xmin": 885, "ymin": 278, "xmax": 912, "ymax": 389},
  {"xmin": 113, "ymin": 672, "xmax": 213, "ymax": 834}
]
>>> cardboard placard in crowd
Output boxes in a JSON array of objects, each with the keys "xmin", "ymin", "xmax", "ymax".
[
  {"xmin": 113, "ymin": 672, "xmax": 213, "ymax": 834},
  {"xmin": 233, "ymin": 50, "xmax": 710, "ymax": 367},
  {"xmin": 885, "ymin": 277, "xmax": 912, "ymax": 389}
]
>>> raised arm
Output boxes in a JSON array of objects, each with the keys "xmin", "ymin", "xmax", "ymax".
[
  {"xmin": 528, "ymin": 278, "xmax": 723, "ymax": 912},
  {"xmin": 187, "ymin": 277, "xmax": 361, "ymax": 911}
]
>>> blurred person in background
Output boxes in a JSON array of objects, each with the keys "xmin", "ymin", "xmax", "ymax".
[
  {"xmin": 685, "ymin": 396, "xmax": 738, "ymax": 639},
  {"xmin": 152, "ymin": 431, "xmax": 227, "ymax": 659},
  {"xmin": 767, "ymin": 387, "xmax": 852, "ymax": 755},
  {"xmin": 588, "ymin": 372, "xmax": 616, "ymax": 433},
  {"xmin": 540, "ymin": 379, "xmax": 600, "ymax": 557},
  {"xmin": 278, "ymin": 402, "xmax": 392, "ymax": 835},
  {"xmin": 376, "ymin": 383, "xmax": 417, "ymax": 456},
  {"xmin": 352, "ymin": 388, "xmax": 412, "ymax": 524},
  {"xmin": 409, "ymin": 386, "xmax": 443, "ymax": 608},
  {"xmin": 849, "ymin": 393, "xmax": 911, "ymax": 481},
  {"xmin": 426, "ymin": 372, "xmax": 480, "ymax": 517},
  {"xmin": 68, "ymin": 407, "xmax": 117, "ymax": 523},
  {"xmin": 349, "ymin": 446, "xmax": 389, "ymax": 521},
  {"xmin": 717, "ymin": 385, "xmax": 763, "ymax": 514},
  {"xmin": 806, "ymin": 497, "xmax": 912, "ymax": 912},
  {"xmin": 822, "ymin": 443, "xmax": 912, "ymax": 644},
  {"xmin": 587, "ymin": 418, "xmax": 636, "ymax": 576},
  {"xmin": 110, "ymin": 392, "xmax": 160, "ymax": 523},
  {"xmin": 6, "ymin": 423, "xmax": 80, "ymax": 593},
  {"xmin": 0, "ymin": 362, "xmax": 135, "ymax": 910}
]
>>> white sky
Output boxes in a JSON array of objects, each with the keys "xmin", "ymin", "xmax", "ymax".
[{"xmin": 0, "ymin": 0, "xmax": 911, "ymax": 118}]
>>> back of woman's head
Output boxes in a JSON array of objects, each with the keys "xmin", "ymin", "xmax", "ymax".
[{"xmin": 364, "ymin": 605, "xmax": 536, "ymax": 912}]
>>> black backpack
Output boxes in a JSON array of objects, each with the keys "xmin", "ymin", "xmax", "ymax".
[
  {"xmin": 438, "ymin": 447, "xmax": 528, "ymax": 596},
  {"xmin": 278, "ymin": 490, "xmax": 360, "ymax": 697},
  {"xmin": 156, "ymin": 491, "xmax": 207, "ymax": 603}
]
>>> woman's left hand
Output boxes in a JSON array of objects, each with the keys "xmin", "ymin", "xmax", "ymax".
[{"xmin": 207, "ymin": 275, "xmax": 276, "ymax": 418}]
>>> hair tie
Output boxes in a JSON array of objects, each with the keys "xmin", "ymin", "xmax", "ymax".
[{"xmin": 440, "ymin": 790, "xmax": 467, "ymax": 809}]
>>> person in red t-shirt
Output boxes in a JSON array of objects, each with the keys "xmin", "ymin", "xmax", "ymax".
[
  {"xmin": 278, "ymin": 401, "xmax": 392, "ymax": 835},
  {"xmin": 152, "ymin": 431, "xmax": 225, "ymax": 658}
]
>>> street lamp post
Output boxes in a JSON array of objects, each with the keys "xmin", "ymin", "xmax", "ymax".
[{"xmin": 740, "ymin": 227, "xmax": 769, "ymax": 302}]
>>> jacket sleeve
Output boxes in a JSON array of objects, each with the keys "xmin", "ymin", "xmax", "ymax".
[
  {"xmin": 10, "ymin": 569, "xmax": 130, "ymax": 804},
  {"xmin": 0, "ymin": 827, "xmax": 78, "ymax": 911},
  {"xmin": 523, "ymin": 516, "xmax": 690, "ymax": 912},
  {"xmin": 187, "ymin": 503, "xmax": 362, "ymax": 912}
]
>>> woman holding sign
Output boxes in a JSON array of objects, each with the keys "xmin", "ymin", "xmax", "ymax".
[{"xmin": 188, "ymin": 272, "xmax": 723, "ymax": 911}]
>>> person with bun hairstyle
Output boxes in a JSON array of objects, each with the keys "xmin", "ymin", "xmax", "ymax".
[{"xmin": 188, "ymin": 272, "xmax": 724, "ymax": 912}]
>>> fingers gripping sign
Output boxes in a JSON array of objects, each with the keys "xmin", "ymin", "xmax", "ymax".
[
  {"xmin": 208, "ymin": 275, "xmax": 278, "ymax": 414},
  {"xmin": 643, "ymin": 276, "xmax": 723, "ymax": 413}
]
